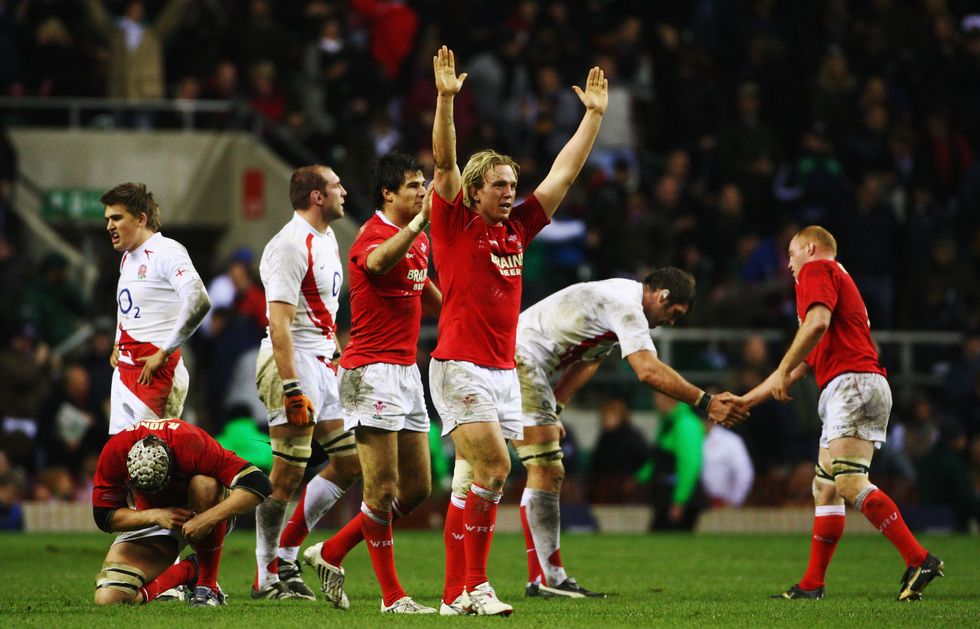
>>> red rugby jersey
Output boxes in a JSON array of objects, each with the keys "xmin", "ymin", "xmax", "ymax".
[
  {"xmin": 795, "ymin": 258, "xmax": 886, "ymax": 388},
  {"xmin": 92, "ymin": 419, "xmax": 250, "ymax": 511},
  {"xmin": 430, "ymin": 190, "xmax": 549, "ymax": 369},
  {"xmin": 340, "ymin": 212, "xmax": 431, "ymax": 368}
]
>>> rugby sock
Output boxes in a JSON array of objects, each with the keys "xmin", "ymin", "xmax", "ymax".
[
  {"xmin": 194, "ymin": 520, "xmax": 228, "ymax": 589},
  {"xmin": 463, "ymin": 483, "xmax": 502, "ymax": 591},
  {"xmin": 360, "ymin": 502, "xmax": 406, "ymax": 606},
  {"xmin": 798, "ymin": 505, "xmax": 845, "ymax": 590},
  {"xmin": 320, "ymin": 497, "xmax": 410, "ymax": 566},
  {"xmin": 519, "ymin": 493, "xmax": 544, "ymax": 585},
  {"xmin": 857, "ymin": 487, "xmax": 927, "ymax": 567},
  {"xmin": 278, "ymin": 476, "xmax": 345, "ymax": 562},
  {"xmin": 442, "ymin": 494, "xmax": 467, "ymax": 604},
  {"xmin": 254, "ymin": 497, "xmax": 287, "ymax": 588},
  {"xmin": 139, "ymin": 557, "xmax": 197, "ymax": 603},
  {"xmin": 524, "ymin": 488, "xmax": 567, "ymax": 586}
]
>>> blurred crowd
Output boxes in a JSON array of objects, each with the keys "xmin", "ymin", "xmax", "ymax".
[{"xmin": 0, "ymin": 1, "xmax": 978, "ymax": 531}]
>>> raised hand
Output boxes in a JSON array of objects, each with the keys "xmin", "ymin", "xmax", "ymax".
[
  {"xmin": 433, "ymin": 45, "xmax": 467, "ymax": 97},
  {"xmin": 571, "ymin": 66, "xmax": 608, "ymax": 115}
]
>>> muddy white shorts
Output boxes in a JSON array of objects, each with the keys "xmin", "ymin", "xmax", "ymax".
[
  {"xmin": 429, "ymin": 359, "xmax": 523, "ymax": 440},
  {"xmin": 818, "ymin": 372, "xmax": 892, "ymax": 449},
  {"xmin": 339, "ymin": 363, "xmax": 430, "ymax": 433},
  {"xmin": 109, "ymin": 356, "xmax": 188, "ymax": 435},
  {"xmin": 255, "ymin": 347, "xmax": 342, "ymax": 426},
  {"xmin": 516, "ymin": 352, "xmax": 559, "ymax": 428}
]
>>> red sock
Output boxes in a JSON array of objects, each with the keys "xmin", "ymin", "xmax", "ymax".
[
  {"xmin": 319, "ymin": 498, "xmax": 408, "ymax": 566},
  {"xmin": 798, "ymin": 506, "xmax": 845, "ymax": 590},
  {"xmin": 360, "ymin": 502, "xmax": 406, "ymax": 606},
  {"xmin": 442, "ymin": 496, "xmax": 467, "ymax": 604},
  {"xmin": 279, "ymin": 486, "xmax": 311, "ymax": 549},
  {"xmin": 859, "ymin": 488, "xmax": 927, "ymax": 567},
  {"xmin": 139, "ymin": 557, "xmax": 197, "ymax": 603},
  {"xmin": 520, "ymin": 504, "xmax": 545, "ymax": 585},
  {"xmin": 194, "ymin": 520, "xmax": 228, "ymax": 589},
  {"xmin": 464, "ymin": 484, "xmax": 501, "ymax": 591}
]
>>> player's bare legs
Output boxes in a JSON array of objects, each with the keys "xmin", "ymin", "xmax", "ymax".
[
  {"xmin": 95, "ymin": 537, "xmax": 181, "ymax": 605},
  {"xmin": 828, "ymin": 436, "xmax": 940, "ymax": 600},
  {"xmin": 185, "ymin": 475, "xmax": 229, "ymax": 605},
  {"xmin": 449, "ymin": 421, "xmax": 512, "ymax": 615},
  {"xmin": 254, "ymin": 421, "xmax": 314, "ymax": 596}
]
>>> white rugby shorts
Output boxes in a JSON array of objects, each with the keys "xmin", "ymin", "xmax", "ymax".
[
  {"xmin": 429, "ymin": 359, "xmax": 523, "ymax": 440},
  {"xmin": 112, "ymin": 524, "xmax": 187, "ymax": 551},
  {"xmin": 255, "ymin": 347, "xmax": 342, "ymax": 426},
  {"xmin": 818, "ymin": 372, "xmax": 892, "ymax": 449},
  {"xmin": 516, "ymin": 352, "xmax": 560, "ymax": 428},
  {"xmin": 109, "ymin": 358, "xmax": 189, "ymax": 435},
  {"xmin": 339, "ymin": 363, "xmax": 430, "ymax": 433}
]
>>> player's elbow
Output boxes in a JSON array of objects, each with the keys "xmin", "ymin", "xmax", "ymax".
[{"xmin": 93, "ymin": 507, "xmax": 116, "ymax": 533}]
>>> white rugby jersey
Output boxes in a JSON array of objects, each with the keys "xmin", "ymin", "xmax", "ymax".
[
  {"xmin": 516, "ymin": 278, "xmax": 657, "ymax": 376},
  {"xmin": 259, "ymin": 213, "xmax": 342, "ymax": 356},
  {"xmin": 115, "ymin": 232, "xmax": 202, "ymax": 358}
]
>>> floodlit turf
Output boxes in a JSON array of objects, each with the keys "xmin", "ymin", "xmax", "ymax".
[{"xmin": 0, "ymin": 530, "xmax": 976, "ymax": 627}]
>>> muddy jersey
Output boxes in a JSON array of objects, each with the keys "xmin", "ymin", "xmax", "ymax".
[
  {"xmin": 341, "ymin": 212, "xmax": 431, "ymax": 368},
  {"xmin": 796, "ymin": 258, "xmax": 886, "ymax": 388},
  {"xmin": 114, "ymin": 232, "xmax": 202, "ymax": 362},
  {"xmin": 92, "ymin": 419, "xmax": 251, "ymax": 511},
  {"xmin": 516, "ymin": 279, "xmax": 657, "ymax": 375},
  {"xmin": 430, "ymin": 190, "xmax": 549, "ymax": 369},
  {"xmin": 259, "ymin": 213, "xmax": 342, "ymax": 356}
]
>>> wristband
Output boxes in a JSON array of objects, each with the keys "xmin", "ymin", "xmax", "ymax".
[
  {"xmin": 695, "ymin": 391, "xmax": 712, "ymax": 413},
  {"xmin": 555, "ymin": 403, "xmax": 564, "ymax": 416},
  {"xmin": 407, "ymin": 212, "xmax": 430, "ymax": 234},
  {"xmin": 283, "ymin": 378, "xmax": 303, "ymax": 397}
]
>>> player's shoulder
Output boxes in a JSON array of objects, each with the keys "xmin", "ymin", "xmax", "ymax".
[{"xmin": 800, "ymin": 258, "xmax": 842, "ymax": 281}]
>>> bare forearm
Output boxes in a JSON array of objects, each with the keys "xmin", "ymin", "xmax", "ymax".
[
  {"xmin": 197, "ymin": 489, "xmax": 261, "ymax": 525},
  {"xmin": 366, "ymin": 229, "xmax": 423, "ymax": 276},
  {"xmin": 778, "ymin": 321, "xmax": 825, "ymax": 375},
  {"xmin": 432, "ymin": 95, "xmax": 457, "ymax": 171},
  {"xmin": 553, "ymin": 360, "xmax": 600, "ymax": 405},
  {"xmin": 549, "ymin": 110, "xmax": 604, "ymax": 187},
  {"xmin": 270, "ymin": 325, "xmax": 298, "ymax": 381},
  {"xmin": 108, "ymin": 508, "xmax": 165, "ymax": 532}
]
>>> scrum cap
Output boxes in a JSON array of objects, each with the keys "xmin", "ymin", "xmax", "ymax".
[{"xmin": 126, "ymin": 436, "xmax": 173, "ymax": 493}]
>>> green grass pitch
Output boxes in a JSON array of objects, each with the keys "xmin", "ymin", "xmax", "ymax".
[{"xmin": 0, "ymin": 531, "xmax": 976, "ymax": 627}]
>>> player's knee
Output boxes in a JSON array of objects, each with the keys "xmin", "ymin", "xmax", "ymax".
[
  {"xmin": 93, "ymin": 588, "xmax": 137, "ymax": 605},
  {"xmin": 830, "ymin": 456, "xmax": 872, "ymax": 504},
  {"xmin": 188, "ymin": 475, "xmax": 222, "ymax": 511},
  {"xmin": 95, "ymin": 563, "xmax": 146, "ymax": 605},
  {"xmin": 330, "ymin": 453, "xmax": 361, "ymax": 482},
  {"xmin": 365, "ymin": 475, "xmax": 398, "ymax": 509},
  {"xmin": 478, "ymin": 461, "xmax": 510, "ymax": 491},
  {"xmin": 398, "ymin": 477, "xmax": 431, "ymax": 511},
  {"xmin": 811, "ymin": 463, "xmax": 839, "ymax": 504}
]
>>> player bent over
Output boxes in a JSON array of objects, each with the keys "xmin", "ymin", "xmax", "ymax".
[
  {"xmin": 253, "ymin": 165, "xmax": 361, "ymax": 600},
  {"xmin": 303, "ymin": 152, "xmax": 442, "ymax": 614},
  {"xmin": 92, "ymin": 419, "xmax": 271, "ymax": 606},
  {"xmin": 512, "ymin": 268, "xmax": 749, "ymax": 598},
  {"xmin": 733, "ymin": 225, "xmax": 943, "ymax": 601}
]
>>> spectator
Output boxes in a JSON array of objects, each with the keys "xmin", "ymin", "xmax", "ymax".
[
  {"xmin": 23, "ymin": 252, "xmax": 88, "ymax": 346},
  {"xmin": 700, "ymin": 415, "xmax": 754, "ymax": 508},
  {"xmin": 349, "ymin": 0, "xmax": 420, "ymax": 86},
  {"xmin": 38, "ymin": 363, "xmax": 107, "ymax": 474},
  {"xmin": 588, "ymin": 397, "xmax": 648, "ymax": 504},
  {"xmin": 82, "ymin": 0, "xmax": 192, "ymax": 127},
  {"xmin": 641, "ymin": 392, "xmax": 706, "ymax": 531},
  {"xmin": 915, "ymin": 419, "xmax": 975, "ymax": 531},
  {"xmin": 0, "ymin": 461, "xmax": 24, "ymax": 530},
  {"xmin": 0, "ymin": 323, "xmax": 52, "ymax": 472}
]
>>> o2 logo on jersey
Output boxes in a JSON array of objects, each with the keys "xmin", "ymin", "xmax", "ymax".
[
  {"xmin": 118, "ymin": 288, "xmax": 141, "ymax": 318},
  {"xmin": 332, "ymin": 271, "xmax": 341, "ymax": 297}
]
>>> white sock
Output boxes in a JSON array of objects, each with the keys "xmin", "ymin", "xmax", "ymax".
[
  {"xmin": 276, "ymin": 475, "xmax": 346, "ymax": 562},
  {"xmin": 255, "ymin": 497, "xmax": 287, "ymax": 588},
  {"xmin": 524, "ymin": 488, "xmax": 567, "ymax": 586}
]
